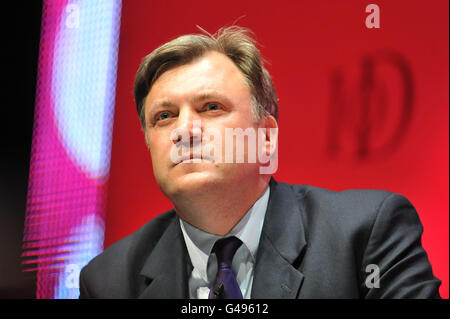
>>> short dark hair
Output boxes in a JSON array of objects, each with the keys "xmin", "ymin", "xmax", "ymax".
[{"xmin": 134, "ymin": 26, "xmax": 278, "ymax": 131}]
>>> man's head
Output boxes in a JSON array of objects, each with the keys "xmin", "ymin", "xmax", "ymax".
[
  {"xmin": 134, "ymin": 26, "xmax": 278, "ymax": 137},
  {"xmin": 133, "ymin": 26, "xmax": 278, "ymax": 216}
]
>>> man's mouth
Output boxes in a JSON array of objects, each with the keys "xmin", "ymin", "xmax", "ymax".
[{"xmin": 174, "ymin": 154, "xmax": 214, "ymax": 165}]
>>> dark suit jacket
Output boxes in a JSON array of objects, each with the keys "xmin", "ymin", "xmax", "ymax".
[{"xmin": 79, "ymin": 178, "xmax": 441, "ymax": 298}]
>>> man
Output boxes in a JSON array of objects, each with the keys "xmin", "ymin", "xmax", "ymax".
[{"xmin": 79, "ymin": 26, "xmax": 441, "ymax": 298}]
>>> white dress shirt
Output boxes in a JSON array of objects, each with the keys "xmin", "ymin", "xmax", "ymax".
[{"xmin": 179, "ymin": 186, "xmax": 270, "ymax": 299}]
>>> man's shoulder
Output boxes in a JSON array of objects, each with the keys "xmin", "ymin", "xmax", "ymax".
[
  {"xmin": 97, "ymin": 209, "xmax": 177, "ymax": 261},
  {"xmin": 272, "ymin": 180, "xmax": 440, "ymax": 298},
  {"xmin": 275, "ymin": 180, "xmax": 408, "ymax": 231},
  {"xmin": 279, "ymin": 180, "xmax": 395, "ymax": 211},
  {"xmin": 79, "ymin": 209, "xmax": 178, "ymax": 298}
]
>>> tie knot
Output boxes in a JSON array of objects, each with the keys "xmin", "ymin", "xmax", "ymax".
[{"xmin": 213, "ymin": 236, "xmax": 242, "ymax": 268}]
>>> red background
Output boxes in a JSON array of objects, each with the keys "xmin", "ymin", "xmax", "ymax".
[{"xmin": 104, "ymin": 0, "xmax": 449, "ymax": 298}]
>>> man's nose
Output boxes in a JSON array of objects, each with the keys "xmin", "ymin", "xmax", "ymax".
[{"xmin": 171, "ymin": 107, "xmax": 202, "ymax": 144}]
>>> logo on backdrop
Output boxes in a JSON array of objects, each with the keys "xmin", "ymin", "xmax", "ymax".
[{"xmin": 327, "ymin": 51, "xmax": 414, "ymax": 161}]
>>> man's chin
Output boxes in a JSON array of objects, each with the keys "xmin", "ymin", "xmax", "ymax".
[{"xmin": 163, "ymin": 169, "xmax": 223, "ymax": 197}]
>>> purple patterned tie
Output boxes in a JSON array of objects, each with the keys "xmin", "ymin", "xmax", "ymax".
[{"xmin": 208, "ymin": 236, "xmax": 243, "ymax": 299}]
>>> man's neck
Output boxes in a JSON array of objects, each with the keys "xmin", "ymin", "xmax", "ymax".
[{"xmin": 172, "ymin": 176, "xmax": 270, "ymax": 236}]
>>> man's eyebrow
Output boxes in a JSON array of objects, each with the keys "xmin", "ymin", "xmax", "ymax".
[
  {"xmin": 149, "ymin": 99, "xmax": 176, "ymax": 110},
  {"xmin": 190, "ymin": 91, "xmax": 233, "ymax": 105},
  {"xmin": 148, "ymin": 91, "xmax": 232, "ymax": 113}
]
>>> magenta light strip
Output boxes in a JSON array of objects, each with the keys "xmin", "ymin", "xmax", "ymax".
[{"xmin": 22, "ymin": 0, "xmax": 122, "ymax": 299}]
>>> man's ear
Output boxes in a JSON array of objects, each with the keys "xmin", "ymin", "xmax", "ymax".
[{"xmin": 260, "ymin": 115, "xmax": 278, "ymax": 156}]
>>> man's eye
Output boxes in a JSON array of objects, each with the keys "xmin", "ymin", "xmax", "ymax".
[
  {"xmin": 206, "ymin": 103, "xmax": 220, "ymax": 111},
  {"xmin": 156, "ymin": 111, "xmax": 171, "ymax": 121}
]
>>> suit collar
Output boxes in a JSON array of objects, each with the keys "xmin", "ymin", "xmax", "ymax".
[
  {"xmin": 179, "ymin": 185, "xmax": 270, "ymax": 283},
  {"xmin": 251, "ymin": 178, "xmax": 307, "ymax": 298},
  {"xmin": 138, "ymin": 213, "xmax": 192, "ymax": 299}
]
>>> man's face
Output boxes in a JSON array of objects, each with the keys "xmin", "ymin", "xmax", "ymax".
[{"xmin": 143, "ymin": 51, "xmax": 263, "ymax": 199}]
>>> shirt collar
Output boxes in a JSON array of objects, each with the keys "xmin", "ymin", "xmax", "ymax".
[{"xmin": 179, "ymin": 185, "xmax": 270, "ymax": 281}]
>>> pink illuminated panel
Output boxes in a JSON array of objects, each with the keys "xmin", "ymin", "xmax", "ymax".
[{"xmin": 22, "ymin": 0, "xmax": 122, "ymax": 299}]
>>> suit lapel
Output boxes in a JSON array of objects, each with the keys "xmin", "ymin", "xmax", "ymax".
[
  {"xmin": 138, "ymin": 215, "xmax": 192, "ymax": 299},
  {"xmin": 251, "ymin": 178, "xmax": 308, "ymax": 298}
]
